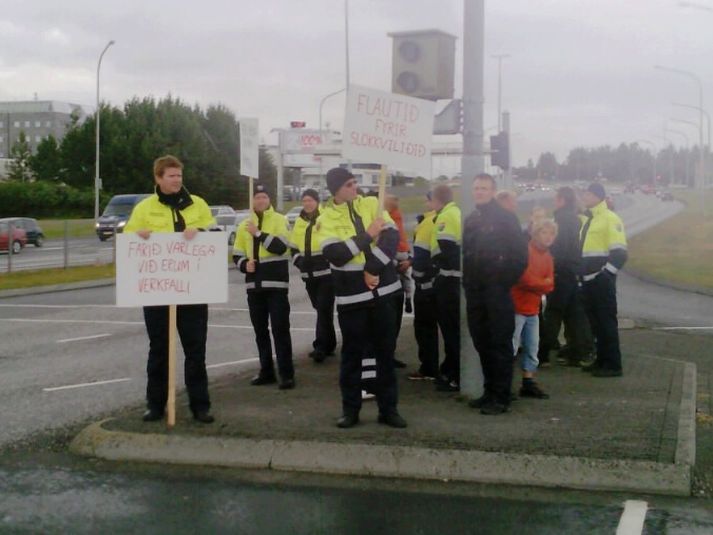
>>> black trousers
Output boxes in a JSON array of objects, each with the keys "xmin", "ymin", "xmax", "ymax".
[
  {"xmin": 305, "ymin": 276, "xmax": 336, "ymax": 354},
  {"xmin": 247, "ymin": 290, "xmax": 294, "ymax": 380},
  {"xmin": 466, "ymin": 285, "xmax": 515, "ymax": 405},
  {"xmin": 338, "ymin": 298, "xmax": 398, "ymax": 417},
  {"xmin": 393, "ymin": 291, "xmax": 405, "ymax": 341},
  {"xmin": 539, "ymin": 273, "xmax": 593, "ymax": 362},
  {"xmin": 582, "ymin": 273, "xmax": 622, "ymax": 371},
  {"xmin": 413, "ymin": 289, "xmax": 439, "ymax": 377},
  {"xmin": 143, "ymin": 304, "xmax": 210, "ymax": 413},
  {"xmin": 435, "ymin": 277, "xmax": 461, "ymax": 383}
]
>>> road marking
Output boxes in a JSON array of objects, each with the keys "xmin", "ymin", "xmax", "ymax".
[
  {"xmin": 653, "ymin": 326, "xmax": 713, "ymax": 331},
  {"xmin": 43, "ymin": 377, "xmax": 132, "ymax": 392},
  {"xmin": 206, "ymin": 357, "xmax": 259, "ymax": 369},
  {"xmin": 616, "ymin": 500, "xmax": 648, "ymax": 535},
  {"xmin": 57, "ymin": 333, "xmax": 112, "ymax": 344}
]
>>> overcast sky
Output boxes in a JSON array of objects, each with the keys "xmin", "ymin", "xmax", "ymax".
[{"xmin": 1, "ymin": 0, "xmax": 712, "ymax": 170}]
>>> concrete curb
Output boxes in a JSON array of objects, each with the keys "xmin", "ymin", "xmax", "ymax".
[
  {"xmin": 676, "ymin": 362, "xmax": 697, "ymax": 467},
  {"xmin": 0, "ymin": 279, "xmax": 115, "ymax": 299},
  {"xmin": 71, "ymin": 414, "xmax": 692, "ymax": 496}
]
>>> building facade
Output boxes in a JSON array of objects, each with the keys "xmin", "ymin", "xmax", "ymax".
[{"xmin": 0, "ymin": 100, "xmax": 91, "ymax": 159}]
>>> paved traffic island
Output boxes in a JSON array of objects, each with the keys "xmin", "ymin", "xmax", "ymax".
[{"xmin": 71, "ymin": 329, "xmax": 696, "ymax": 496}]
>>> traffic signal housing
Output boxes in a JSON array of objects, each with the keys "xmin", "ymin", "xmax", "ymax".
[{"xmin": 490, "ymin": 132, "xmax": 510, "ymax": 170}]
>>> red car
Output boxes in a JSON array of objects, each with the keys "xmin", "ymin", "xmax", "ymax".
[{"xmin": 0, "ymin": 220, "xmax": 27, "ymax": 254}]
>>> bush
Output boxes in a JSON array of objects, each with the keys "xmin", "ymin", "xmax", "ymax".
[{"xmin": 0, "ymin": 181, "xmax": 102, "ymax": 218}]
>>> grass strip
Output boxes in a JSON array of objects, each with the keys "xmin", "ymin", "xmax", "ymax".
[{"xmin": 0, "ymin": 264, "xmax": 115, "ymax": 291}]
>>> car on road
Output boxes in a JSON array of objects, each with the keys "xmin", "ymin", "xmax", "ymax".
[
  {"xmin": 285, "ymin": 206, "xmax": 302, "ymax": 227},
  {"xmin": 0, "ymin": 220, "xmax": 28, "ymax": 254},
  {"xmin": 210, "ymin": 206, "xmax": 251, "ymax": 245},
  {"xmin": 96, "ymin": 194, "xmax": 150, "ymax": 241},
  {"xmin": 660, "ymin": 191, "xmax": 674, "ymax": 202},
  {"xmin": 0, "ymin": 217, "xmax": 44, "ymax": 247}
]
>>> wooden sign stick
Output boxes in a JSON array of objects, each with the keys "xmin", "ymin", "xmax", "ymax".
[
  {"xmin": 248, "ymin": 176, "xmax": 254, "ymax": 260},
  {"xmin": 166, "ymin": 304, "xmax": 178, "ymax": 428}
]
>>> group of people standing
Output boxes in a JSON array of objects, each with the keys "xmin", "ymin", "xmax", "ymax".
[{"xmin": 126, "ymin": 155, "xmax": 628, "ymax": 426}]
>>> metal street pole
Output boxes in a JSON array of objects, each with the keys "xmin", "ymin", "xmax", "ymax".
[
  {"xmin": 344, "ymin": 0, "xmax": 352, "ymax": 173},
  {"xmin": 319, "ymin": 88, "xmax": 346, "ymax": 179},
  {"xmin": 460, "ymin": 0, "xmax": 485, "ymax": 399},
  {"xmin": 672, "ymin": 103, "xmax": 710, "ymax": 147},
  {"xmin": 655, "ymin": 65, "xmax": 705, "ymax": 189},
  {"xmin": 491, "ymin": 54, "xmax": 510, "ymax": 132},
  {"xmin": 95, "ymin": 40, "xmax": 115, "ymax": 221}
]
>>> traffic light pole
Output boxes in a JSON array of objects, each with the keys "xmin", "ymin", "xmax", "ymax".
[
  {"xmin": 502, "ymin": 111, "xmax": 512, "ymax": 190},
  {"xmin": 459, "ymin": 0, "xmax": 485, "ymax": 400}
]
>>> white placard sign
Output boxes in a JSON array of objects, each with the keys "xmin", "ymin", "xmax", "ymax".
[
  {"xmin": 115, "ymin": 233, "xmax": 228, "ymax": 307},
  {"xmin": 342, "ymin": 85, "xmax": 435, "ymax": 177},
  {"xmin": 240, "ymin": 118, "xmax": 260, "ymax": 178}
]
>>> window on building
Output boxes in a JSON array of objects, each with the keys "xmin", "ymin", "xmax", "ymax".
[
  {"xmin": 46, "ymin": 121, "xmax": 52, "ymax": 128},
  {"xmin": 34, "ymin": 121, "xmax": 41, "ymax": 128},
  {"xmin": 0, "ymin": 121, "xmax": 4, "ymax": 128},
  {"xmin": 13, "ymin": 121, "xmax": 20, "ymax": 128},
  {"xmin": 24, "ymin": 121, "xmax": 30, "ymax": 128},
  {"xmin": 35, "ymin": 135, "xmax": 42, "ymax": 143}
]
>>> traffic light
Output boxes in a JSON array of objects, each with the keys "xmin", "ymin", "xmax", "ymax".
[
  {"xmin": 388, "ymin": 30, "xmax": 456, "ymax": 101},
  {"xmin": 490, "ymin": 132, "xmax": 510, "ymax": 170}
]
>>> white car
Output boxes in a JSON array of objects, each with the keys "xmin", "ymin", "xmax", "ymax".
[
  {"xmin": 285, "ymin": 206, "xmax": 302, "ymax": 227},
  {"xmin": 210, "ymin": 205, "xmax": 251, "ymax": 246}
]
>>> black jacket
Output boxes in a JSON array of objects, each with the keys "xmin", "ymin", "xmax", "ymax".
[
  {"xmin": 550, "ymin": 205, "xmax": 582, "ymax": 277},
  {"xmin": 462, "ymin": 200, "xmax": 528, "ymax": 290}
]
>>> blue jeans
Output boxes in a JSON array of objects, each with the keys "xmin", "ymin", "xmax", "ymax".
[{"xmin": 513, "ymin": 314, "xmax": 539, "ymax": 373}]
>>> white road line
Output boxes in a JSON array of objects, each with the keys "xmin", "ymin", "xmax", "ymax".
[
  {"xmin": 616, "ymin": 500, "xmax": 648, "ymax": 535},
  {"xmin": 653, "ymin": 326, "xmax": 713, "ymax": 331},
  {"xmin": 43, "ymin": 377, "xmax": 132, "ymax": 392},
  {"xmin": 57, "ymin": 333, "xmax": 112, "ymax": 344},
  {"xmin": 206, "ymin": 357, "xmax": 259, "ymax": 369}
]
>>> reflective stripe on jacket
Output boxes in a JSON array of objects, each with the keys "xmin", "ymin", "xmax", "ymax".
[
  {"xmin": 316, "ymin": 195, "xmax": 400, "ymax": 310},
  {"xmin": 430, "ymin": 201, "xmax": 462, "ymax": 280},
  {"xmin": 289, "ymin": 211, "xmax": 331, "ymax": 280},
  {"xmin": 579, "ymin": 200, "xmax": 628, "ymax": 280},
  {"xmin": 233, "ymin": 206, "xmax": 290, "ymax": 292}
]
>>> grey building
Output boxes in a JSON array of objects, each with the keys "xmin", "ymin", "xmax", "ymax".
[{"xmin": 0, "ymin": 100, "xmax": 92, "ymax": 159}]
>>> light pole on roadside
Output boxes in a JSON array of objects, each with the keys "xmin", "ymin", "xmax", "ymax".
[
  {"xmin": 654, "ymin": 65, "xmax": 705, "ymax": 189},
  {"xmin": 95, "ymin": 40, "xmax": 115, "ymax": 221},
  {"xmin": 672, "ymin": 102, "xmax": 711, "ymax": 156},
  {"xmin": 318, "ymin": 88, "xmax": 346, "ymax": 179},
  {"xmin": 491, "ymin": 54, "xmax": 510, "ymax": 132}
]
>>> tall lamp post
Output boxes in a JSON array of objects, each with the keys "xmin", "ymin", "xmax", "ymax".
[
  {"xmin": 654, "ymin": 65, "xmax": 705, "ymax": 189},
  {"xmin": 95, "ymin": 40, "xmax": 115, "ymax": 220},
  {"xmin": 319, "ymin": 88, "xmax": 346, "ymax": 179},
  {"xmin": 491, "ymin": 54, "xmax": 510, "ymax": 132}
]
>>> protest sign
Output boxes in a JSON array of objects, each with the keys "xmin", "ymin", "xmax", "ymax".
[
  {"xmin": 240, "ymin": 118, "xmax": 260, "ymax": 179},
  {"xmin": 342, "ymin": 85, "xmax": 435, "ymax": 178}
]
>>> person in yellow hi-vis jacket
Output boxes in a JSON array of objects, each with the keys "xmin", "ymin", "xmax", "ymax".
[
  {"xmin": 288, "ymin": 189, "xmax": 336, "ymax": 363},
  {"xmin": 579, "ymin": 182, "xmax": 628, "ymax": 377},
  {"xmin": 316, "ymin": 168, "xmax": 407, "ymax": 429},
  {"xmin": 233, "ymin": 184, "xmax": 294, "ymax": 389},
  {"xmin": 124, "ymin": 155, "xmax": 216, "ymax": 424},
  {"xmin": 429, "ymin": 184, "xmax": 462, "ymax": 392}
]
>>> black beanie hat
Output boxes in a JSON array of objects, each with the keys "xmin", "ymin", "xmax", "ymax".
[
  {"xmin": 326, "ymin": 167, "xmax": 354, "ymax": 195},
  {"xmin": 587, "ymin": 182, "xmax": 606, "ymax": 200},
  {"xmin": 253, "ymin": 183, "xmax": 270, "ymax": 197},
  {"xmin": 301, "ymin": 188, "xmax": 320, "ymax": 203}
]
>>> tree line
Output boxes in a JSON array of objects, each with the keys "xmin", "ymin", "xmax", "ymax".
[
  {"xmin": 515, "ymin": 142, "xmax": 709, "ymax": 186},
  {"xmin": 2, "ymin": 96, "xmax": 276, "ymax": 217}
]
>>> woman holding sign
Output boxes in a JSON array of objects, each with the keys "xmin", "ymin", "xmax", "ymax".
[{"xmin": 124, "ymin": 155, "xmax": 217, "ymax": 424}]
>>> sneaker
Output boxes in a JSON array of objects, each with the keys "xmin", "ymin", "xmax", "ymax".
[
  {"xmin": 479, "ymin": 401, "xmax": 510, "ymax": 415},
  {"xmin": 519, "ymin": 382, "xmax": 550, "ymax": 399},
  {"xmin": 591, "ymin": 368, "xmax": 623, "ymax": 378},
  {"xmin": 361, "ymin": 390, "xmax": 375, "ymax": 401},
  {"xmin": 467, "ymin": 394, "xmax": 492, "ymax": 409},
  {"xmin": 407, "ymin": 371, "xmax": 435, "ymax": 381},
  {"xmin": 435, "ymin": 380, "xmax": 460, "ymax": 392}
]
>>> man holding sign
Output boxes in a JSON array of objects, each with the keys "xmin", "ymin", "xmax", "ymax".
[{"xmin": 124, "ymin": 155, "xmax": 217, "ymax": 424}]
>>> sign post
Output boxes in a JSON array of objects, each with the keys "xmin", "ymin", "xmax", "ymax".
[
  {"xmin": 240, "ymin": 118, "xmax": 260, "ymax": 258},
  {"xmin": 115, "ymin": 232, "xmax": 228, "ymax": 426}
]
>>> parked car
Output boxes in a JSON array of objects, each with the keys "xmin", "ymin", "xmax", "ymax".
[
  {"xmin": 209, "ymin": 206, "xmax": 252, "ymax": 246},
  {"xmin": 661, "ymin": 191, "xmax": 674, "ymax": 202},
  {"xmin": 0, "ymin": 220, "xmax": 28, "ymax": 254},
  {"xmin": 0, "ymin": 217, "xmax": 44, "ymax": 247},
  {"xmin": 95, "ymin": 194, "xmax": 150, "ymax": 241},
  {"xmin": 285, "ymin": 206, "xmax": 302, "ymax": 227}
]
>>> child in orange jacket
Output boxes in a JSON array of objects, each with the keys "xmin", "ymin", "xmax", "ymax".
[{"xmin": 511, "ymin": 219, "xmax": 557, "ymax": 399}]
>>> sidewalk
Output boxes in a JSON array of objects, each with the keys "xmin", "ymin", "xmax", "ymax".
[{"xmin": 71, "ymin": 326, "xmax": 696, "ymax": 496}]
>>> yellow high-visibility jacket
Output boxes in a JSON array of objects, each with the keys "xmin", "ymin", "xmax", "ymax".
[
  {"xmin": 124, "ymin": 190, "xmax": 215, "ymax": 233},
  {"xmin": 288, "ymin": 210, "xmax": 331, "ymax": 280},
  {"xmin": 430, "ymin": 201, "xmax": 462, "ymax": 280},
  {"xmin": 580, "ymin": 200, "xmax": 628, "ymax": 281},
  {"xmin": 412, "ymin": 210, "xmax": 436, "ymax": 292}
]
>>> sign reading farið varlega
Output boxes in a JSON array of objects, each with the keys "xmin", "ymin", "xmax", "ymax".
[{"xmin": 116, "ymin": 232, "xmax": 228, "ymax": 307}]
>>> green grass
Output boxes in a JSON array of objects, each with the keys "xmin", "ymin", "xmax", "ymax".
[
  {"xmin": 627, "ymin": 190, "xmax": 713, "ymax": 289},
  {"xmin": 38, "ymin": 219, "xmax": 96, "ymax": 240},
  {"xmin": 0, "ymin": 264, "xmax": 115, "ymax": 291}
]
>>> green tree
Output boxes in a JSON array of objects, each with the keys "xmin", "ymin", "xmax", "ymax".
[
  {"xmin": 7, "ymin": 132, "xmax": 33, "ymax": 182},
  {"xmin": 29, "ymin": 135, "xmax": 62, "ymax": 181}
]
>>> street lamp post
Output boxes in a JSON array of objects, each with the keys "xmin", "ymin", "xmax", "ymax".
[
  {"xmin": 95, "ymin": 40, "xmax": 115, "ymax": 221},
  {"xmin": 318, "ymin": 88, "xmax": 346, "ymax": 179},
  {"xmin": 654, "ymin": 65, "xmax": 705, "ymax": 189},
  {"xmin": 672, "ymin": 102, "xmax": 710, "ymax": 147},
  {"xmin": 491, "ymin": 54, "xmax": 510, "ymax": 132}
]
